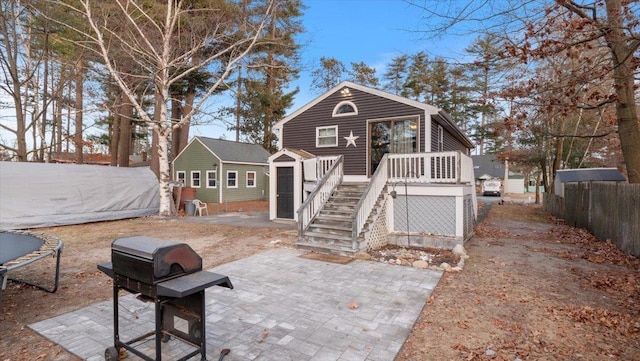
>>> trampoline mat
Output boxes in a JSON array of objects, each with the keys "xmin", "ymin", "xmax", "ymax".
[{"xmin": 0, "ymin": 232, "xmax": 45, "ymax": 264}]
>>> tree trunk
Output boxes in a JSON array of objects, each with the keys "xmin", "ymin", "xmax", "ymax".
[
  {"xmin": 110, "ymin": 92, "xmax": 121, "ymax": 166},
  {"xmin": 150, "ymin": 92, "xmax": 162, "ymax": 179},
  {"xmin": 170, "ymin": 95, "xmax": 182, "ymax": 159},
  {"xmin": 74, "ymin": 64, "xmax": 84, "ymax": 164},
  {"xmin": 603, "ymin": 0, "xmax": 640, "ymax": 183},
  {"xmin": 118, "ymin": 97, "xmax": 132, "ymax": 167},
  {"xmin": 156, "ymin": 85, "xmax": 172, "ymax": 216},
  {"xmin": 180, "ymin": 89, "xmax": 194, "ymax": 151}
]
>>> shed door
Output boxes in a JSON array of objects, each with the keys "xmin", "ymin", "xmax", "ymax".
[{"xmin": 276, "ymin": 167, "xmax": 294, "ymax": 219}]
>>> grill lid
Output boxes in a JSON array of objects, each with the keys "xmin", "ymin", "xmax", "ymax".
[{"xmin": 112, "ymin": 236, "xmax": 202, "ymax": 280}]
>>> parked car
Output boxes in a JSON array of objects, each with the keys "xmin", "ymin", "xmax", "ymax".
[{"xmin": 482, "ymin": 179, "xmax": 502, "ymax": 196}]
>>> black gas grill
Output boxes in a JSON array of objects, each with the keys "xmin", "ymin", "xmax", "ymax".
[{"xmin": 98, "ymin": 236, "xmax": 233, "ymax": 361}]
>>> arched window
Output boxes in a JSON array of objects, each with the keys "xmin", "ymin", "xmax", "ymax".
[{"xmin": 332, "ymin": 101, "xmax": 358, "ymax": 117}]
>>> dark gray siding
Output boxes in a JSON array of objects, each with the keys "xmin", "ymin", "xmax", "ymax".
[
  {"xmin": 430, "ymin": 118, "xmax": 469, "ymax": 152},
  {"xmin": 282, "ymin": 87, "xmax": 425, "ymax": 176}
]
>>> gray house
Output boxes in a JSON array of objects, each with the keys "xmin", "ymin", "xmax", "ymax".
[
  {"xmin": 472, "ymin": 154, "xmax": 526, "ymax": 194},
  {"xmin": 269, "ymin": 81, "xmax": 477, "ymax": 255},
  {"xmin": 172, "ymin": 137, "xmax": 270, "ymax": 204}
]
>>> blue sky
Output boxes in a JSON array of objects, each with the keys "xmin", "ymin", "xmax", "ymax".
[
  {"xmin": 194, "ymin": 0, "xmax": 474, "ymax": 140},
  {"xmin": 0, "ymin": 1, "xmax": 476, "ymax": 147}
]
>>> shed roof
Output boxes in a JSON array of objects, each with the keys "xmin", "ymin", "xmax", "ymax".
[
  {"xmin": 195, "ymin": 137, "xmax": 271, "ymax": 164},
  {"xmin": 555, "ymin": 168, "xmax": 626, "ymax": 183}
]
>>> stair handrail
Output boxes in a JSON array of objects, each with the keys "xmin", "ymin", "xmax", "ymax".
[
  {"xmin": 297, "ymin": 155, "xmax": 344, "ymax": 239},
  {"xmin": 351, "ymin": 153, "xmax": 389, "ymax": 249}
]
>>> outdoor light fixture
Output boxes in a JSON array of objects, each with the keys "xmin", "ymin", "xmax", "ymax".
[{"xmin": 340, "ymin": 87, "xmax": 351, "ymax": 96}]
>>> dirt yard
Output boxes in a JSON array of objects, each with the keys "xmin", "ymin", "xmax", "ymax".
[{"xmin": 1, "ymin": 200, "xmax": 638, "ymax": 360}]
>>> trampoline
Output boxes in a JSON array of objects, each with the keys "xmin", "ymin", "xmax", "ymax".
[{"xmin": 0, "ymin": 231, "xmax": 63, "ymax": 306}]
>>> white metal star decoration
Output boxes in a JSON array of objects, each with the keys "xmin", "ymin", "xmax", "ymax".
[{"xmin": 344, "ymin": 131, "xmax": 359, "ymax": 147}]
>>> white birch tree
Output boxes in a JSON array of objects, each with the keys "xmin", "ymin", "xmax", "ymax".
[{"xmin": 52, "ymin": 0, "xmax": 274, "ymax": 215}]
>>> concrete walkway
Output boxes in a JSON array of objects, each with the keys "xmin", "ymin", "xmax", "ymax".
[{"xmin": 30, "ymin": 249, "xmax": 442, "ymax": 361}]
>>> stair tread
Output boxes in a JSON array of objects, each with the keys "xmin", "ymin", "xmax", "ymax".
[
  {"xmin": 302, "ymin": 231, "xmax": 353, "ymax": 241},
  {"xmin": 309, "ymin": 223, "xmax": 352, "ymax": 231}
]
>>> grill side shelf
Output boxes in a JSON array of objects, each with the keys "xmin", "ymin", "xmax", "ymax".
[
  {"xmin": 156, "ymin": 271, "xmax": 233, "ymax": 298},
  {"xmin": 97, "ymin": 262, "xmax": 114, "ymax": 278}
]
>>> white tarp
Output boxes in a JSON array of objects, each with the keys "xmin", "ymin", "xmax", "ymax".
[{"xmin": 0, "ymin": 162, "xmax": 160, "ymax": 230}]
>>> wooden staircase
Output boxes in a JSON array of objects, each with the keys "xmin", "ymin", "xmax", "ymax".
[{"xmin": 297, "ymin": 182, "xmax": 385, "ymax": 256}]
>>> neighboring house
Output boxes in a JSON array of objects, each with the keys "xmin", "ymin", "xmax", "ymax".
[
  {"xmin": 553, "ymin": 168, "xmax": 626, "ymax": 197},
  {"xmin": 172, "ymin": 137, "xmax": 270, "ymax": 204},
  {"xmin": 472, "ymin": 154, "xmax": 527, "ymax": 194},
  {"xmin": 269, "ymin": 81, "xmax": 477, "ymax": 255}
]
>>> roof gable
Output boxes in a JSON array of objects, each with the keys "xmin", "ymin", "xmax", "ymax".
[
  {"xmin": 276, "ymin": 81, "xmax": 440, "ymax": 130},
  {"xmin": 275, "ymin": 81, "xmax": 474, "ymax": 149}
]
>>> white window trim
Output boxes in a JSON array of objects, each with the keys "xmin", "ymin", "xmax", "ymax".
[
  {"xmin": 316, "ymin": 125, "xmax": 338, "ymax": 148},
  {"xmin": 332, "ymin": 101, "xmax": 358, "ymax": 117},
  {"xmin": 246, "ymin": 171, "xmax": 256, "ymax": 188},
  {"xmin": 176, "ymin": 171, "xmax": 186, "ymax": 186},
  {"xmin": 206, "ymin": 170, "xmax": 217, "ymax": 188},
  {"xmin": 190, "ymin": 170, "xmax": 201, "ymax": 188},
  {"xmin": 438, "ymin": 125, "xmax": 444, "ymax": 152},
  {"xmin": 226, "ymin": 170, "xmax": 238, "ymax": 188}
]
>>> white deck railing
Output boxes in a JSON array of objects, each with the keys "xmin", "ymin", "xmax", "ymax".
[
  {"xmin": 387, "ymin": 151, "xmax": 474, "ymax": 184},
  {"xmin": 351, "ymin": 154, "xmax": 389, "ymax": 248},
  {"xmin": 298, "ymin": 155, "xmax": 343, "ymax": 238}
]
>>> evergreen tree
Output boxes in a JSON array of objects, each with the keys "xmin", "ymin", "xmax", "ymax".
[
  {"xmin": 310, "ymin": 57, "xmax": 346, "ymax": 92},
  {"xmin": 347, "ymin": 61, "xmax": 379, "ymax": 88},
  {"xmin": 383, "ymin": 55, "xmax": 409, "ymax": 96},
  {"xmin": 231, "ymin": 0, "xmax": 304, "ymax": 152}
]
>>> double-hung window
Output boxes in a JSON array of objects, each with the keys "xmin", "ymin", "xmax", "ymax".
[
  {"xmin": 316, "ymin": 126, "xmax": 338, "ymax": 147},
  {"xmin": 176, "ymin": 171, "xmax": 186, "ymax": 186},
  {"xmin": 190, "ymin": 171, "xmax": 201, "ymax": 187},
  {"xmin": 206, "ymin": 170, "xmax": 217, "ymax": 188},
  {"xmin": 227, "ymin": 171, "xmax": 238, "ymax": 188},
  {"xmin": 246, "ymin": 171, "xmax": 256, "ymax": 188}
]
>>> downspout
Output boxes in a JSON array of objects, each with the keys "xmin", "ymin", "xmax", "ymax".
[{"xmin": 219, "ymin": 162, "xmax": 224, "ymax": 204}]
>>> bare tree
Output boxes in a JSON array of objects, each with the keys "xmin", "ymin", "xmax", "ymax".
[
  {"xmin": 0, "ymin": 1, "xmax": 41, "ymax": 161},
  {"xmin": 408, "ymin": 0, "xmax": 640, "ymax": 183},
  {"xmin": 52, "ymin": 0, "xmax": 274, "ymax": 215}
]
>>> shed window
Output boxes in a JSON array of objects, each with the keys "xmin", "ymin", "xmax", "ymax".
[
  {"xmin": 176, "ymin": 171, "xmax": 186, "ymax": 186},
  {"xmin": 227, "ymin": 171, "xmax": 238, "ymax": 188},
  {"xmin": 191, "ymin": 171, "xmax": 201, "ymax": 188},
  {"xmin": 332, "ymin": 101, "xmax": 358, "ymax": 117},
  {"xmin": 207, "ymin": 170, "xmax": 217, "ymax": 188},
  {"xmin": 246, "ymin": 171, "xmax": 256, "ymax": 188},
  {"xmin": 316, "ymin": 126, "xmax": 338, "ymax": 147}
]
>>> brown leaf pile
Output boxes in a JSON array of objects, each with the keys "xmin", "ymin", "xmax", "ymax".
[
  {"xmin": 549, "ymin": 224, "xmax": 640, "ymax": 268},
  {"xmin": 474, "ymin": 224, "xmax": 513, "ymax": 238},
  {"xmin": 550, "ymin": 305, "xmax": 640, "ymax": 336}
]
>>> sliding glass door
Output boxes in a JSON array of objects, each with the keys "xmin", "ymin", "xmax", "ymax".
[{"xmin": 369, "ymin": 118, "xmax": 418, "ymax": 176}]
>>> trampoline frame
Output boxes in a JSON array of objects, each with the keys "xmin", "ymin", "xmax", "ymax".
[{"xmin": 0, "ymin": 231, "xmax": 63, "ymax": 306}]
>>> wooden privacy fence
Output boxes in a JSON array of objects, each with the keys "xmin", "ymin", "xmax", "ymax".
[{"xmin": 544, "ymin": 181, "xmax": 640, "ymax": 257}]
